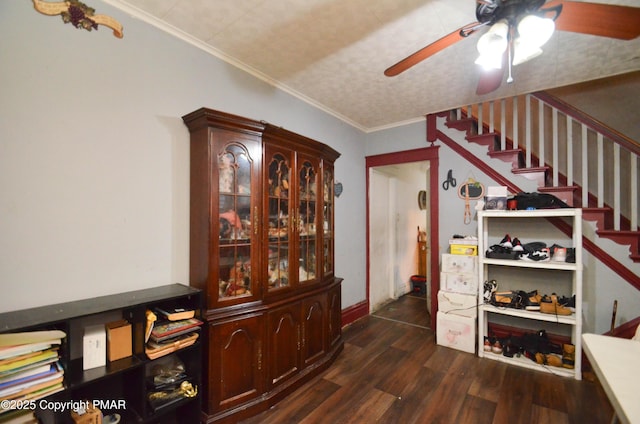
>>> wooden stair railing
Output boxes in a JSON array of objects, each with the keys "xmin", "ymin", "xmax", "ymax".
[
  {"xmin": 427, "ymin": 102, "xmax": 639, "ymax": 290},
  {"xmin": 448, "ymin": 93, "xmax": 639, "ymax": 265}
]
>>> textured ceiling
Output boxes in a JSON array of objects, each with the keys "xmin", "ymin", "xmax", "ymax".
[{"xmin": 107, "ymin": 0, "xmax": 640, "ymax": 132}]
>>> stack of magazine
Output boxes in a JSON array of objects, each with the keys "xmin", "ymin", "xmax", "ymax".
[
  {"xmin": 145, "ymin": 308, "xmax": 203, "ymax": 360},
  {"xmin": 0, "ymin": 330, "xmax": 66, "ymax": 418}
]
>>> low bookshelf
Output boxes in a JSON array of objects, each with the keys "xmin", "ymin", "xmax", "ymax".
[{"xmin": 0, "ymin": 283, "xmax": 203, "ymax": 423}]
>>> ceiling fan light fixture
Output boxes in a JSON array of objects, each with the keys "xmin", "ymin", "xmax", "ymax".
[
  {"xmin": 475, "ymin": 19, "xmax": 508, "ymax": 69},
  {"xmin": 517, "ymin": 14, "xmax": 555, "ymax": 48},
  {"xmin": 475, "ymin": 51, "xmax": 503, "ymax": 69},
  {"xmin": 512, "ymin": 39, "xmax": 543, "ymax": 66}
]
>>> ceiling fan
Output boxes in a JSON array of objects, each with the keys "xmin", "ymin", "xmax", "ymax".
[{"xmin": 384, "ymin": 0, "xmax": 640, "ymax": 95}]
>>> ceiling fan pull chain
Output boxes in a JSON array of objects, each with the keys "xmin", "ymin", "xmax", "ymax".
[{"xmin": 506, "ymin": 32, "xmax": 514, "ymax": 84}]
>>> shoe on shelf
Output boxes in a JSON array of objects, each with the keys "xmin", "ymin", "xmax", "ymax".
[
  {"xmin": 540, "ymin": 294, "xmax": 572, "ymax": 316},
  {"xmin": 491, "ymin": 340, "xmax": 503, "ymax": 354},
  {"xmin": 558, "ymin": 294, "xmax": 576, "ymax": 309},
  {"xmin": 483, "ymin": 279, "xmax": 498, "ymax": 303},
  {"xmin": 520, "ymin": 290, "xmax": 542, "ymax": 311},
  {"xmin": 491, "ymin": 291, "xmax": 523, "ymax": 309},
  {"xmin": 500, "ymin": 234, "xmax": 513, "ymax": 248},
  {"xmin": 562, "ymin": 343, "xmax": 575, "ymax": 369},
  {"xmin": 512, "ymin": 238, "xmax": 524, "ymax": 252},
  {"xmin": 520, "ymin": 248, "xmax": 550, "ymax": 262},
  {"xmin": 483, "ymin": 337, "xmax": 492, "ymax": 352},
  {"xmin": 534, "ymin": 352, "xmax": 563, "ymax": 367},
  {"xmin": 552, "ymin": 247, "xmax": 567, "ymax": 262}
]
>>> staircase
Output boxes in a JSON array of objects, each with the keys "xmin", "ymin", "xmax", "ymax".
[{"xmin": 427, "ymin": 92, "xmax": 639, "ymax": 292}]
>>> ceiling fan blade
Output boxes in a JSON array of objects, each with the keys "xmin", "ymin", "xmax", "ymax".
[
  {"xmin": 384, "ymin": 23, "xmax": 479, "ymax": 77},
  {"xmin": 544, "ymin": 1, "xmax": 640, "ymax": 40},
  {"xmin": 476, "ymin": 53, "xmax": 506, "ymax": 95}
]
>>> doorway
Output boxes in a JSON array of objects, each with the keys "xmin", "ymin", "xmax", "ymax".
[{"xmin": 366, "ymin": 147, "xmax": 440, "ymax": 330}]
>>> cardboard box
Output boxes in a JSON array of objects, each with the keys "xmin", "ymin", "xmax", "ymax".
[
  {"xmin": 440, "ymin": 272, "xmax": 478, "ymax": 295},
  {"xmin": 436, "ymin": 311, "xmax": 476, "ymax": 354},
  {"xmin": 450, "ymin": 244, "xmax": 478, "ymax": 256},
  {"xmin": 438, "ymin": 290, "xmax": 477, "ymax": 318},
  {"xmin": 71, "ymin": 404, "xmax": 102, "ymax": 424},
  {"xmin": 83, "ymin": 325, "xmax": 106, "ymax": 370},
  {"xmin": 448, "ymin": 238, "xmax": 477, "ymax": 246},
  {"xmin": 484, "ymin": 186, "xmax": 508, "ymax": 210},
  {"xmin": 441, "ymin": 254, "xmax": 477, "ymax": 274},
  {"xmin": 106, "ymin": 320, "xmax": 132, "ymax": 362}
]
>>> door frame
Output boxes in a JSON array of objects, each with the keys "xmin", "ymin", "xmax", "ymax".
[{"xmin": 365, "ymin": 146, "xmax": 440, "ymax": 330}]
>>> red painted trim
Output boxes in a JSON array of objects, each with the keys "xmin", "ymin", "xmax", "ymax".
[
  {"xmin": 533, "ymin": 92, "xmax": 640, "ymax": 157},
  {"xmin": 435, "ymin": 128, "xmax": 525, "ymax": 194},
  {"xmin": 341, "ymin": 301, "xmax": 368, "ymax": 327},
  {"xmin": 435, "ymin": 114, "xmax": 640, "ymax": 290},
  {"xmin": 606, "ymin": 316, "xmax": 640, "ymax": 338},
  {"xmin": 365, "ymin": 146, "xmax": 440, "ymax": 331}
]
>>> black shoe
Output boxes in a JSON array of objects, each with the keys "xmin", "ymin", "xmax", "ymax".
[
  {"xmin": 491, "ymin": 291, "xmax": 524, "ymax": 309},
  {"xmin": 520, "ymin": 290, "xmax": 542, "ymax": 311}
]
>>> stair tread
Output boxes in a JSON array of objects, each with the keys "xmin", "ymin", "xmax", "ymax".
[
  {"xmin": 512, "ymin": 167, "xmax": 548, "ymax": 173},
  {"xmin": 597, "ymin": 230, "xmax": 640, "ymax": 236},
  {"xmin": 539, "ymin": 185, "xmax": 579, "ymax": 191}
]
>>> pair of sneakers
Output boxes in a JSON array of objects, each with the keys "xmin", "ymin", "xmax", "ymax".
[{"xmin": 499, "ymin": 234, "xmax": 524, "ymax": 252}]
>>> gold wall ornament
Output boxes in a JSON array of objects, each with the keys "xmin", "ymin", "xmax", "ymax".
[{"xmin": 33, "ymin": 0, "xmax": 123, "ymax": 38}]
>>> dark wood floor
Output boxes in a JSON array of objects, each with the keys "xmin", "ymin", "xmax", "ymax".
[{"xmin": 240, "ymin": 294, "xmax": 614, "ymax": 424}]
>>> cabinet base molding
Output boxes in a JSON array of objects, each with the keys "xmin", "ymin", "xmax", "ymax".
[{"xmin": 202, "ymin": 341, "xmax": 343, "ymax": 424}]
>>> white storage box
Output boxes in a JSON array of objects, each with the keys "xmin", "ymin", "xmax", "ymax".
[
  {"xmin": 83, "ymin": 324, "xmax": 106, "ymax": 370},
  {"xmin": 436, "ymin": 311, "xmax": 476, "ymax": 354},
  {"xmin": 438, "ymin": 290, "xmax": 477, "ymax": 318},
  {"xmin": 441, "ymin": 254, "xmax": 477, "ymax": 274},
  {"xmin": 440, "ymin": 272, "xmax": 478, "ymax": 295}
]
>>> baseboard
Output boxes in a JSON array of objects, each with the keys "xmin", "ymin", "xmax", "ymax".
[{"xmin": 341, "ymin": 300, "xmax": 368, "ymax": 327}]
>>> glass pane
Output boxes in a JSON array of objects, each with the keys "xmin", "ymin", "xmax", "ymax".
[
  {"xmin": 217, "ymin": 143, "xmax": 254, "ymax": 301},
  {"xmin": 323, "ymin": 168, "xmax": 334, "ymax": 274},
  {"xmin": 267, "ymin": 243, "xmax": 289, "ymax": 289},
  {"xmin": 267, "ymin": 153, "xmax": 291, "ymax": 292},
  {"xmin": 298, "ymin": 160, "xmax": 317, "ymax": 283},
  {"xmin": 219, "ymin": 245, "xmax": 252, "ymax": 298}
]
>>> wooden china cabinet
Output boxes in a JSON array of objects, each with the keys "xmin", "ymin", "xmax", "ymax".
[{"xmin": 182, "ymin": 108, "xmax": 343, "ymax": 423}]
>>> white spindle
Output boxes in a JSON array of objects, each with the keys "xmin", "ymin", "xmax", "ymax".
[
  {"xmin": 489, "ymin": 101, "xmax": 494, "ymax": 133},
  {"xmin": 597, "ymin": 133, "xmax": 604, "ymax": 208},
  {"xmin": 613, "ymin": 143, "xmax": 620, "ymax": 231},
  {"xmin": 581, "ymin": 125, "xmax": 589, "ymax": 208},
  {"xmin": 501, "ymin": 99, "xmax": 506, "ymax": 150},
  {"xmin": 525, "ymin": 95, "xmax": 532, "ymax": 167},
  {"xmin": 513, "ymin": 98, "xmax": 518, "ymax": 149},
  {"xmin": 631, "ymin": 154, "xmax": 638, "ymax": 230},
  {"xmin": 566, "ymin": 116, "xmax": 573, "ymax": 187},
  {"xmin": 538, "ymin": 101, "xmax": 545, "ymax": 168},
  {"xmin": 552, "ymin": 107, "xmax": 559, "ymax": 186},
  {"xmin": 478, "ymin": 102, "xmax": 483, "ymax": 135}
]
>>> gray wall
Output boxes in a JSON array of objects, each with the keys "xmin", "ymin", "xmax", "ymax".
[{"xmin": 0, "ymin": 1, "xmax": 366, "ymax": 312}]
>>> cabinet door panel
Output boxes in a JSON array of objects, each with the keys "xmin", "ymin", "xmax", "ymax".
[
  {"xmin": 322, "ymin": 163, "xmax": 335, "ymax": 277},
  {"xmin": 213, "ymin": 138, "xmax": 262, "ymax": 307},
  {"xmin": 267, "ymin": 304, "xmax": 300, "ymax": 388},
  {"xmin": 297, "ymin": 154, "xmax": 321, "ymax": 285},
  {"xmin": 328, "ymin": 282, "xmax": 342, "ymax": 349},
  {"xmin": 264, "ymin": 145, "xmax": 295, "ymax": 294},
  {"xmin": 208, "ymin": 315, "xmax": 263, "ymax": 413},
  {"xmin": 302, "ymin": 295, "xmax": 326, "ymax": 366}
]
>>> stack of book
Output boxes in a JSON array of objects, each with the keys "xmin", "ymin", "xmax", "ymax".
[
  {"xmin": 0, "ymin": 330, "xmax": 66, "ymax": 417},
  {"xmin": 145, "ymin": 308, "xmax": 202, "ymax": 360}
]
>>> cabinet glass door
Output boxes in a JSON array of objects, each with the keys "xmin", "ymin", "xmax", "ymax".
[
  {"xmin": 217, "ymin": 143, "xmax": 255, "ymax": 302},
  {"xmin": 266, "ymin": 148, "xmax": 292, "ymax": 292},
  {"xmin": 297, "ymin": 156, "xmax": 320, "ymax": 284},
  {"xmin": 322, "ymin": 164, "xmax": 335, "ymax": 276}
]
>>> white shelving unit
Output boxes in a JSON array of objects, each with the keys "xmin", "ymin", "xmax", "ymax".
[{"xmin": 477, "ymin": 209, "xmax": 583, "ymax": 380}]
